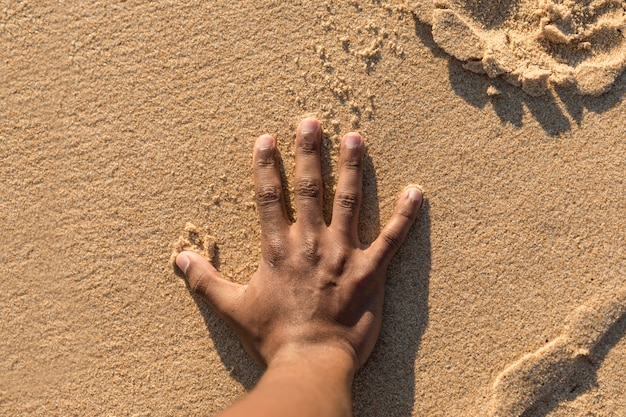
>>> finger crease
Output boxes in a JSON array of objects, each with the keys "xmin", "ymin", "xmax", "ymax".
[
  {"xmin": 255, "ymin": 158, "xmax": 275, "ymax": 168},
  {"xmin": 256, "ymin": 185, "xmax": 281, "ymax": 205},
  {"xmin": 336, "ymin": 192, "xmax": 359, "ymax": 209},
  {"xmin": 192, "ymin": 272, "xmax": 209, "ymax": 294},
  {"xmin": 397, "ymin": 208, "xmax": 414, "ymax": 220},
  {"xmin": 341, "ymin": 158, "xmax": 361, "ymax": 170},
  {"xmin": 299, "ymin": 141, "xmax": 318, "ymax": 155},
  {"xmin": 382, "ymin": 231, "xmax": 402, "ymax": 249},
  {"xmin": 295, "ymin": 178, "xmax": 321, "ymax": 199}
]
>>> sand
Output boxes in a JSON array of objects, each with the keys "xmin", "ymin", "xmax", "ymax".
[{"xmin": 1, "ymin": 1, "xmax": 625, "ymax": 416}]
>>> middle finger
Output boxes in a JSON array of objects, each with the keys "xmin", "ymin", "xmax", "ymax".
[{"xmin": 293, "ymin": 118, "xmax": 325, "ymax": 229}]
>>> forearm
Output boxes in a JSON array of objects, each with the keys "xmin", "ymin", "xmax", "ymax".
[{"xmin": 217, "ymin": 345, "xmax": 356, "ymax": 417}]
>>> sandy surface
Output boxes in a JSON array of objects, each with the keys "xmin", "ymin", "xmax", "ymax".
[{"xmin": 1, "ymin": 1, "xmax": 625, "ymax": 416}]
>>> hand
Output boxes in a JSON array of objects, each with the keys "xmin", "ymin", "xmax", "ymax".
[{"xmin": 175, "ymin": 117, "xmax": 423, "ymax": 373}]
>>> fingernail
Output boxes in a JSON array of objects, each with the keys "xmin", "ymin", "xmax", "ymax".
[
  {"xmin": 300, "ymin": 118, "xmax": 319, "ymax": 134},
  {"xmin": 176, "ymin": 253, "xmax": 190, "ymax": 275},
  {"xmin": 405, "ymin": 186, "xmax": 424, "ymax": 208},
  {"xmin": 257, "ymin": 134, "xmax": 275, "ymax": 150},
  {"xmin": 344, "ymin": 133, "xmax": 362, "ymax": 149}
]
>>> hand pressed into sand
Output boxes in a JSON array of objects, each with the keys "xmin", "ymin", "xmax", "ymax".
[{"xmin": 175, "ymin": 118, "xmax": 423, "ymax": 417}]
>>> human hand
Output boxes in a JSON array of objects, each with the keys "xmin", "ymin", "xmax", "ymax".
[{"xmin": 175, "ymin": 118, "xmax": 423, "ymax": 374}]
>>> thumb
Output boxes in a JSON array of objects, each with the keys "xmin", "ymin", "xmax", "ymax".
[{"xmin": 176, "ymin": 251, "xmax": 243, "ymax": 320}]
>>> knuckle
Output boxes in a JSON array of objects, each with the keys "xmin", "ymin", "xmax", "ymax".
[
  {"xmin": 256, "ymin": 185, "xmax": 282, "ymax": 205},
  {"xmin": 382, "ymin": 229, "xmax": 402, "ymax": 249},
  {"xmin": 256, "ymin": 157, "xmax": 274, "ymax": 168},
  {"xmin": 341, "ymin": 156, "xmax": 361, "ymax": 170},
  {"xmin": 255, "ymin": 154, "xmax": 275, "ymax": 168},
  {"xmin": 299, "ymin": 139, "xmax": 318, "ymax": 155},
  {"xmin": 191, "ymin": 270, "xmax": 210, "ymax": 294},
  {"xmin": 336, "ymin": 192, "xmax": 359, "ymax": 210},
  {"xmin": 295, "ymin": 177, "xmax": 321, "ymax": 199},
  {"xmin": 397, "ymin": 206, "xmax": 415, "ymax": 221},
  {"xmin": 300, "ymin": 237, "xmax": 321, "ymax": 263},
  {"xmin": 263, "ymin": 238, "xmax": 287, "ymax": 266}
]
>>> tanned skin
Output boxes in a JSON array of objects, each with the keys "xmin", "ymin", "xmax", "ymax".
[{"xmin": 175, "ymin": 117, "xmax": 423, "ymax": 417}]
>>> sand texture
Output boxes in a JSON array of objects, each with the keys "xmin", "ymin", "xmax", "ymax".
[{"xmin": 1, "ymin": 1, "xmax": 625, "ymax": 416}]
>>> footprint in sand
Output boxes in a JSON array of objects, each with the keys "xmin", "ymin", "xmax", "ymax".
[
  {"xmin": 488, "ymin": 287, "xmax": 626, "ymax": 417},
  {"xmin": 421, "ymin": 0, "xmax": 626, "ymax": 96}
]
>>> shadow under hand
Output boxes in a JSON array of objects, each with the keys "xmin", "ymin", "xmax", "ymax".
[
  {"xmin": 357, "ymin": 151, "xmax": 381, "ymax": 245},
  {"xmin": 353, "ymin": 200, "xmax": 431, "ymax": 417}
]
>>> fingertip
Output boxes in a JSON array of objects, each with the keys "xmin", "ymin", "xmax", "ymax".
[
  {"xmin": 369, "ymin": 186, "xmax": 424, "ymax": 264},
  {"xmin": 343, "ymin": 132, "xmax": 363, "ymax": 149},
  {"xmin": 177, "ymin": 250, "xmax": 217, "ymax": 275},
  {"xmin": 403, "ymin": 185, "xmax": 424, "ymax": 210},
  {"xmin": 175, "ymin": 252, "xmax": 191, "ymax": 275},
  {"xmin": 256, "ymin": 134, "xmax": 275, "ymax": 150},
  {"xmin": 176, "ymin": 251, "xmax": 219, "ymax": 294},
  {"xmin": 299, "ymin": 117, "xmax": 320, "ymax": 134}
]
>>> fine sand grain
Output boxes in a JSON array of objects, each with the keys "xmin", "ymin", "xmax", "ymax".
[{"xmin": 1, "ymin": 1, "xmax": 625, "ymax": 416}]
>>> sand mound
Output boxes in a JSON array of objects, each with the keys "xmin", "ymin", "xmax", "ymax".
[
  {"xmin": 423, "ymin": 0, "xmax": 626, "ymax": 96},
  {"xmin": 171, "ymin": 222, "xmax": 216, "ymax": 272}
]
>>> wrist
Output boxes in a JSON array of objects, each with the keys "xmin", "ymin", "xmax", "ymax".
[
  {"xmin": 268, "ymin": 342, "xmax": 358, "ymax": 381},
  {"xmin": 218, "ymin": 343, "xmax": 356, "ymax": 417}
]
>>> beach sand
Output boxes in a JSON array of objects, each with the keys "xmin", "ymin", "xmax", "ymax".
[{"xmin": 1, "ymin": 1, "xmax": 625, "ymax": 416}]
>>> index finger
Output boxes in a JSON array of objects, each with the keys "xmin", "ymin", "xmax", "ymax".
[{"xmin": 293, "ymin": 118, "xmax": 325, "ymax": 230}]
